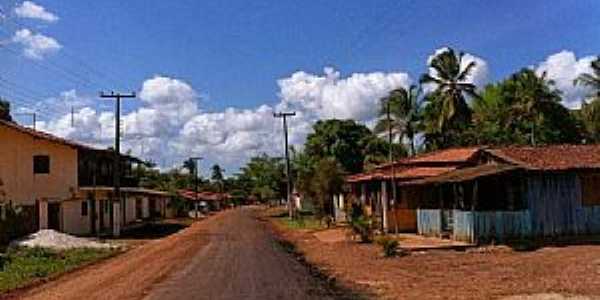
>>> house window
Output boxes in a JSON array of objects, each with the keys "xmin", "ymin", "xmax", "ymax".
[
  {"xmin": 581, "ymin": 174, "xmax": 600, "ymax": 206},
  {"xmin": 33, "ymin": 155, "xmax": 50, "ymax": 174},
  {"xmin": 81, "ymin": 201, "xmax": 88, "ymax": 216},
  {"xmin": 104, "ymin": 200, "xmax": 110, "ymax": 213}
]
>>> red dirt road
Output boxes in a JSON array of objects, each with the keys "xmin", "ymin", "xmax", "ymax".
[{"xmin": 12, "ymin": 208, "xmax": 339, "ymax": 300}]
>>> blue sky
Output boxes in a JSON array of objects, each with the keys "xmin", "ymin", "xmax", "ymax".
[{"xmin": 1, "ymin": 0, "xmax": 599, "ymax": 172}]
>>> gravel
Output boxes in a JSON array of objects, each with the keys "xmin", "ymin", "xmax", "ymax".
[{"xmin": 11, "ymin": 230, "xmax": 113, "ymax": 250}]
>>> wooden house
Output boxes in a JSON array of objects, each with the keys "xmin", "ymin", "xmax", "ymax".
[{"xmin": 345, "ymin": 145, "xmax": 600, "ymax": 243}]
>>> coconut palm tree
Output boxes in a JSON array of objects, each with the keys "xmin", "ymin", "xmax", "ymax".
[
  {"xmin": 574, "ymin": 56, "xmax": 600, "ymax": 101},
  {"xmin": 573, "ymin": 56, "xmax": 600, "ymax": 142},
  {"xmin": 419, "ymin": 48, "xmax": 480, "ymax": 133},
  {"xmin": 374, "ymin": 85, "xmax": 421, "ymax": 156}
]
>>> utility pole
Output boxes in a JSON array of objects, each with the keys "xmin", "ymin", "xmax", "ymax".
[
  {"xmin": 17, "ymin": 112, "xmax": 36, "ymax": 130},
  {"xmin": 100, "ymin": 91, "xmax": 136, "ymax": 236},
  {"xmin": 190, "ymin": 157, "xmax": 202, "ymax": 218},
  {"xmin": 273, "ymin": 111, "xmax": 296, "ymax": 218}
]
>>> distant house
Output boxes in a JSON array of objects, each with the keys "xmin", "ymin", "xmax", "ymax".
[
  {"xmin": 0, "ymin": 119, "xmax": 173, "ymax": 237},
  {"xmin": 345, "ymin": 145, "xmax": 600, "ymax": 243}
]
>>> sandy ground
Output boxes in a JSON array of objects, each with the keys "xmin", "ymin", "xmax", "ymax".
[
  {"xmin": 271, "ymin": 219, "xmax": 600, "ymax": 300},
  {"xmin": 7, "ymin": 207, "xmax": 345, "ymax": 300}
]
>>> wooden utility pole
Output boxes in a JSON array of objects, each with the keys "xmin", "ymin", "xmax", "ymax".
[
  {"xmin": 273, "ymin": 111, "xmax": 296, "ymax": 218},
  {"xmin": 100, "ymin": 91, "xmax": 136, "ymax": 236},
  {"xmin": 190, "ymin": 157, "xmax": 202, "ymax": 218}
]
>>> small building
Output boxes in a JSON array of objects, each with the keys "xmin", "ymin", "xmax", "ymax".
[
  {"xmin": 346, "ymin": 145, "xmax": 600, "ymax": 244},
  {"xmin": 0, "ymin": 119, "xmax": 173, "ymax": 237}
]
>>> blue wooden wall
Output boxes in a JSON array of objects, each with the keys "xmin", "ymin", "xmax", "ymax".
[
  {"xmin": 417, "ymin": 173, "xmax": 600, "ymax": 243},
  {"xmin": 417, "ymin": 209, "xmax": 441, "ymax": 236}
]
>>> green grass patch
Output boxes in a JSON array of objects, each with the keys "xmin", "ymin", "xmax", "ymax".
[
  {"xmin": 0, "ymin": 247, "xmax": 117, "ymax": 293},
  {"xmin": 274, "ymin": 215, "xmax": 323, "ymax": 230}
]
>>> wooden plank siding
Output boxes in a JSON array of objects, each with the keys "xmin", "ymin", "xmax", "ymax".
[
  {"xmin": 417, "ymin": 209, "xmax": 441, "ymax": 236},
  {"xmin": 418, "ymin": 173, "xmax": 600, "ymax": 244}
]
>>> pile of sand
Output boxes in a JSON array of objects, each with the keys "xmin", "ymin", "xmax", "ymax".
[{"xmin": 11, "ymin": 229, "xmax": 113, "ymax": 250}]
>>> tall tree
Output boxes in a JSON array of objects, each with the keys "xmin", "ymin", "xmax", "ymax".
[
  {"xmin": 419, "ymin": 48, "xmax": 479, "ymax": 135},
  {"xmin": 210, "ymin": 164, "xmax": 225, "ymax": 192},
  {"xmin": 304, "ymin": 119, "xmax": 373, "ymax": 174},
  {"xmin": 574, "ymin": 56, "xmax": 600, "ymax": 142},
  {"xmin": 237, "ymin": 154, "xmax": 285, "ymax": 202},
  {"xmin": 374, "ymin": 85, "xmax": 421, "ymax": 156},
  {"xmin": 472, "ymin": 69, "xmax": 582, "ymax": 145},
  {"xmin": 574, "ymin": 56, "xmax": 600, "ymax": 101}
]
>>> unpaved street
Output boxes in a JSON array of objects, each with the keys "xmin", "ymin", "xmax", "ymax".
[
  {"xmin": 146, "ymin": 207, "xmax": 336, "ymax": 300},
  {"xmin": 13, "ymin": 208, "xmax": 338, "ymax": 300}
]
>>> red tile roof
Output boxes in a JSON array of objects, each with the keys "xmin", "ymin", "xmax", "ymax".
[
  {"xmin": 178, "ymin": 190, "xmax": 229, "ymax": 201},
  {"xmin": 487, "ymin": 144, "xmax": 600, "ymax": 170}
]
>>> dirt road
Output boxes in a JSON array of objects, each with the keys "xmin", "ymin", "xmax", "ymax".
[{"xmin": 15, "ymin": 207, "xmax": 338, "ymax": 300}]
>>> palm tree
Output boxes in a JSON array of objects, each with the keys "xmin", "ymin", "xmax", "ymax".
[
  {"xmin": 507, "ymin": 69, "xmax": 562, "ymax": 145},
  {"xmin": 573, "ymin": 56, "xmax": 600, "ymax": 142},
  {"xmin": 374, "ymin": 85, "xmax": 420, "ymax": 156},
  {"xmin": 419, "ymin": 48, "xmax": 480, "ymax": 132},
  {"xmin": 574, "ymin": 56, "xmax": 600, "ymax": 101}
]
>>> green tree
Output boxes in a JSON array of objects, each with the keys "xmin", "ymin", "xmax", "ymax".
[
  {"xmin": 374, "ymin": 85, "xmax": 421, "ymax": 156},
  {"xmin": 304, "ymin": 119, "xmax": 373, "ymax": 174},
  {"xmin": 472, "ymin": 69, "xmax": 582, "ymax": 145},
  {"xmin": 0, "ymin": 99, "xmax": 13, "ymax": 122},
  {"xmin": 237, "ymin": 154, "xmax": 285, "ymax": 202},
  {"xmin": 574, "ymin": 56, "xmax": 600, "ymax": 142},
  {"xmin": 211, "ymin": 164, "xmax": 225, "ymax": 192},
  {"xmin": 419, "ymin": 48, "xmax": 479, "ymax": 137},
  {"xmin": 574, "ymin": 56, "xmax": 600, "ymax": 101},
  {"xmin": 310, "ymin": 158, "xmax": 344, "ymax": 218}
]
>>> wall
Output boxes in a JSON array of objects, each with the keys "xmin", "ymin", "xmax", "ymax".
[
  {"xmin": 0, "ymin": 126, "xmax": 78, "ymax": 206},
  {"xmin": 62, "ymin": 200, "xmax": 90, "ymax": 235},
  {"xmin": 443, "ymin": 173, "xmax": 600, "ymax": 243},
  {"xmin": 417, "ymin": 209, "xmax": 441, "ymax": 236},
  {"xmin": 388, "ymin": 208, "xmax": 417, "ymax": 232}
]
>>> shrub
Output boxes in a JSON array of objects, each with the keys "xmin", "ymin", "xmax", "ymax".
[
  {"xmin": 375, "ymin": 236, "xmax": 399, "ymax": 257},
  {"xmin": 350, "ymin": 215, "xmax": 373, "ymax": 243}
]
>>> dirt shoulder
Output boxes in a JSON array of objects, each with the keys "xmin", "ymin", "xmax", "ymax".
[
  {"xmin": 267, "ymin": 214, "xmax": 600, "ymax": 300},
  {"xmin": 5, "ymin": 213, "xmax": 226, "ymax": 300}
]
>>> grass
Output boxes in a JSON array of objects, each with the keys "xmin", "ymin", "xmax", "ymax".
[{"xmin": 0, "ymin": 247, "xmax": 117, "ymax": 293}]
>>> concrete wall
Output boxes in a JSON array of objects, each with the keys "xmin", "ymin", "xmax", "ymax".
[
  {"xmin": 62, "ymin": 200, "xmax": 90, "ymax": 235},
  {"xmin": 142, "ymin": 196, "xmax": 150, "ymax": 219},
  {"xmin": 0, "ymin": 126, "xmax": 78, "ymax": 206}
]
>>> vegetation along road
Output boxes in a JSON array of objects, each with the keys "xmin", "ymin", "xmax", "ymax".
[{"xmin": 11, "ymin": 208, "xmax": 342, "ymax": 300}]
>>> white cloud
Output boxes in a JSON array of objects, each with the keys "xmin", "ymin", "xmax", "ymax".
[
  {"xmin": 37, "ymin": 68, "xmax": 409, "ymax": 173},
  {"xmin": 278, "ymin": 67, "xmax": 411, "ymax": 121},
  {"xmin": 535, "ymin": 50, "xmax": 596, "ymax": 109},
  {"xmin": 12, "ymin": 28, "xmax": 61, "ymax": 59},
  {"xmin": 14, "ymin": 1, "xmax": 58, "ymax": 22},
  {"xmin": 424, "ymin": 47, "xmax": 489, "ymax": 93}
]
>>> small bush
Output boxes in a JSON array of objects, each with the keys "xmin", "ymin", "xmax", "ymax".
[
  {"xmin": 350, "ymin": 216, "xmax": 373, "ymax": 243},
  {"xmin": 375, "ymin": 236, "xmax": 399, "ymax": 257}
]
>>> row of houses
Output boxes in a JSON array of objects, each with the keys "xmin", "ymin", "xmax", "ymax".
[
  {"xmin": 0, "ymin": 119, "xmax": 175, "ymax": 237},
  {"xmin": 342, "ymin": 144, "xmax": 600, "ymax": 244}
]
